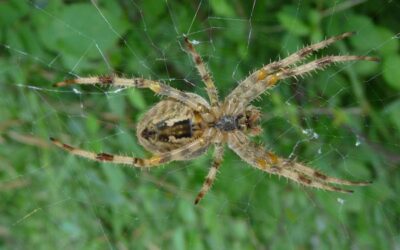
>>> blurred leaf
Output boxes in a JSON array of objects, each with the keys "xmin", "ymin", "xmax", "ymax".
[
  {"xmin": 345, "ymin": 15, "xmax": 380, "ymax": 52},
  {"xmin": 108, "ymin": 92, "xmax": 126, "ymax": 117},
  {"xmin": 0, "ymin": 0, "xmax": 29, "ymax": 26},
  {"xmin": 353, "ymin": 58, "xmax": 380, "ymax": 76},
  {"xmin": 127, "ymin": 89, "xmax": 147, "ymax": 110},
  {"xmin": 142, "ymin": 0, "xmax": 168, "ymax": 20},
  {"xmin": 231, "ymin": 219, "xmax": 248, "ymax": 241},
  {"xmin": 278, "ymin": 12, "xmax": 310, "ymax": 36},
  {"xmin": 178, "ymin": 201, "xmax": 197, "ymax": 227},
  {"xmin": 383, "ymin": 55, "xmax": 400, "ymax": 90},
  {"xmin": 384, "ymin": 99, "xmax": 400, "ymax": 132},
  {"xmin": 40, "ymin": 3, "xmax": 130, "ymax": 67},
  {"xmin": 308, "ymin": 9, "xmax": 321, "ymax": 26},
  {"xmin": 103, "ymin": 163, "xmax": 126, "ymax": 194},
  {"xmin": 280, "ymin": 33, "xmax": 302, "ymax": 54},
  {"xmin": 210, "ymin": 0, "xmax": 235, "ymax": 17},
  {"xmin": 86, "ymin": 114, "xmax": 100, "ymax": 136},
  {"xmin": 375, "ymin": 27, "xmax": 399, "ymax": 56},
  {"xmin": 172, "ymin": 227, "xmax": 185, "ymax": 250}
]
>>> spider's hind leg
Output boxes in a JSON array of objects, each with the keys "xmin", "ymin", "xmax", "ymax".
[
  {"xmin": 50, "ymin": 136, "xmax": 211, "ymax": 168},
  {"xmin": 194, "ymin": 143, "xmax": 224, "ymax": 204},
  {"xmin": 228, "ymin": 131, "xmax": 371, "ymax": 193},
  {"xmin": 288, "ymin": 159, "xmax": 371, "ymax": 186}
]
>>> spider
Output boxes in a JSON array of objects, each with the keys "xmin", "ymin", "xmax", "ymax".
[{"xmin": 51, "ymin": 32, "xmax": 377, "ymax": 204}]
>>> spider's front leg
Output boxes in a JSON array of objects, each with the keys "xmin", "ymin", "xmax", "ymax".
[
  {"xmin": 275, "ymin": 55, "xmax": 379, "ymax": 80},
  {"xmin": 50, "ymin": 136, "xmax": 211, "ymax": 168},
  {"xmin": 54, "ymin": 76, "xmax": 209, "ymax": 112},
  {"xmin": 236, "ymin": 54, "xmax": 378, "ymax": 107},
  {"xmin": 228, "ymin": 131, "xmax": 371, "ymax": 193},
  {"xmin": 225, "ymin": 32, "xmax": 379, "ymax": 110},
  {"xmin": 184, "ymin": 36, "xmax": 219, "ymax": 107}
]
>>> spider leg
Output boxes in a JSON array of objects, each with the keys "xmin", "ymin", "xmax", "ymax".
[
  {"xmin": 262, "ymin": 32, "xmax": 359, "ymax": 73},
  {"xmin": 288, "ymin": 159, "xmax": 371, "ymax": 186},
  {"xmin": 228, "ymin": 131, "xmax": 370, "ymax": 193},
  {"xmin": 227, "ymin": 32, "xmax": 356, "ymax": 101},
  {"xmin": 194, "ymin": 143, "xmax": 224, "ymax": 204},
  {"xmin": 225, "ymin": 32, "xmax": 379, "ymax": 112},
  {"xmin": 54, "ymin": 76, "xmax": 209, "ymax": 112},
  {"xmin": 184, "ymin": 36, "xmax": 219, "ymax": 107},
  {"xmin": 276, "ymin": 55, "xmax": 379, "ymax": 80},
  {"xmin": 50, "ymin": 135, "xmax": 211, "ymax": 168},
  {"xmin": 229, "ymin": 54, "xmax": 377, "ymax": 110}
]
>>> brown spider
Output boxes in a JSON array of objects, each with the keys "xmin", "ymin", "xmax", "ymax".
[{"xmin": 51, "ymin": 32, "xmax": 377, "ymax": 204}]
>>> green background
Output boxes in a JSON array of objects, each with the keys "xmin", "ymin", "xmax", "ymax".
[{"xmin": 1, "ymin": 0, "xmax": 399, "ymax": 249}]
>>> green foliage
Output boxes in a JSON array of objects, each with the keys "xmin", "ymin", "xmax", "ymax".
[
  {"xmin": 1, "ymin": 0, "xmax": 399, "ymax": 249},
  {"xmin": 278, "ymin": 9, "xmax": 310, "ymax": 36},
  {"xmin": 383, "ymin": 55, "xmax": 400, "ymax": 89}
]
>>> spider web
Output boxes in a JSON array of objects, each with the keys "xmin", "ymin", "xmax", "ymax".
[{"xmin": 1, "ymin": 0, "xmax": 399, "ymax": 249}]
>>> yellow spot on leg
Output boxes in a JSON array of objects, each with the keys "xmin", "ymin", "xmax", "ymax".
[
  {"xmin": 149, "ymin": 83, "xmax": 162, "ymax": 93},
  {"xmin": 267, "ymin": 152, "xmax": 278, "ymax": 164},
  {"xmin": 256, "ymin": 158, "xmax": 268, "ymax": 169},
  {"xmin": 256, "ymin": 69, "xmax": 268, "ymax": 81},
  {"xmin": 266, "ymin": 75, "xmax": 279, "ymax": 86},
  {"xmin": 149, "ymin": 156, "xmax": 162, "ymax": 165}
]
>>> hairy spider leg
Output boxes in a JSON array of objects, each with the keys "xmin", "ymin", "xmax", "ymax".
[
  {"xmin": 233, "ymin": 55, "xmax": 378, "ymax": 109},
  {"xmin": 50, "ymin": 135, "xmax": 212, "ymax": 167},
  {"xmin": 225, "ymin": 32, "xmax": 379, "ymax": 113},
  {"xmin": 194, "ymin": 143, "xmax": 224, "ymax": 204},
  {"xmin": 227, "ymin": 32, "xmax": 356, "ymax": 101},
  {"xmin": 228, "ymin": 131, "xmax": 370, "ymax": 193},
  {"xmin": 184, "ymin": 36, "xmax": 219, "ymax": 107},
  {"xmin": 54, "ymin": 76, "xmax": 208, "ymax": 113}
]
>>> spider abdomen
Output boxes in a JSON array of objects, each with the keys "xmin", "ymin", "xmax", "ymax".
[
  {"xmin": 137, "ymin": 98, "xmax": 206, "ymax": 155},
  {"xmin": 155, "ymin": 119, "xmax": 193, "ymax": 141}
]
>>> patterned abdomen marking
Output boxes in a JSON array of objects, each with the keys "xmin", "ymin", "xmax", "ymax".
[{"xmin": 137, "ymin": 99, "xmax": 205, "ymax": 154}]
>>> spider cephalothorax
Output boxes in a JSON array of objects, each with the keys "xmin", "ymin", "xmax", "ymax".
[
  {"xmin": 215, "ymin": 108, "xmax": 260, "ymax": 132},
  {"xmin": 51, "ymin": 32, "xmax": 376, "ymax": 204}
]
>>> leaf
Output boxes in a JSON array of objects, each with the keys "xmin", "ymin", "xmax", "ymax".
[
  {"xmin": 210, "ymin": 0, "xmax": 235, "ymax": 17},
  {"xmin": 127, "ymin": 89, "xmax": 147, "ymax": 110},
  {"xmin": 172, "ymin": 227, "xmax": 185, "ymax": 250},
  {"xmin": 277, "ymin": 12, "xmax": 310, "ymax": 36},
  {"xmin": 86, "ymin": 114, "xmax": 100, "ymax": 136},
  {"xmin": 40, "ymin": 3, "xmax": 130, "ymax": 67},
  {"xmin": 345, "ymin": 15, "xmax": 380, "ymax": 52},
  {"xmin": 0, "ymin": 0, "xmax": 29, "ymax": 26},
  {"xmin": 383, "ymin": 55, "xmax": 400, "ymax": 90},
  {"xmin": 376, "ymin": 27, "xmax": 399, "ymax": 56},
  {"xmin": 384, "ymin": 99, "xmax": 400, "ymax": 133}
]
